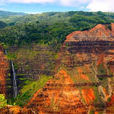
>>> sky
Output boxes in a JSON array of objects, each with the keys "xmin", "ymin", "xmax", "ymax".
[{"xmin": 0, "ymin": 0, "xmax": 114, "ymax": 13}]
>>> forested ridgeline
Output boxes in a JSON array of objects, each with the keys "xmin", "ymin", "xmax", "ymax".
[{"xmin": 0, "ymin": 11, "xmax": 114, "ymax": 49}]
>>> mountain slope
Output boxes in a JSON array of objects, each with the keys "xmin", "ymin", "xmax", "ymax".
[
  {"xmin": 0, "ymin": 11, "xmax": 114, "ymax": 47},
  {"xmin": 0, "ymin": 21, "xmax": 7, "ymax": 28},
  {"xmin": 0, "ymin": 11, "xmax": 26, "ymax": 18},
  {"xmin": 0, "ymin": 11, "xmax": 26, "ymax": 24}
]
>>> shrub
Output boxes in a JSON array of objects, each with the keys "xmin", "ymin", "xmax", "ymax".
[{"xmin": 0, "ymin": 94, "xmax": 7, "ymax": 108}]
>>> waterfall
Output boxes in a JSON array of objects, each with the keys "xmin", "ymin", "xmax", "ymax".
[
  {"xmin": 4, "ymin": 49, "xmax": 18, "ymax": 98},
  {"xmin": 4, "ymin": 50, "xmax": 7, "ymax": 55},
  {"xmin": 11, "ymin": 61, "xmax": 18, "ymax": 98}
]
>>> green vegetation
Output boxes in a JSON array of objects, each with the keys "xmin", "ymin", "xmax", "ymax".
[
  {"xmin": 98, "ymin": 64, "xmax": 107, "ymax": 75},
  {"xmin": 21, "ymin": 75, "xmax": 52, "ymax": 94},
  {"xmin": 0, "ymin": 11, "xmax": 114, "ymax": 50},
  {"xmin": 0, "ymin": 11, "xmax": 26, "ymax": 24},
  {"xmin": 8, "ymin": 75, "xmax": 52, "ymax": 106},
  {"xmin": 0, "ymin": 94, "xmax": 7, "ymax": 108},
  {"xmin": 97, "ymin": 64, "xmax": 107, "ymax": 80},
  {"xmin": 6, "ymin": 52, "xmax": 16, "ymax": 60},
  {"xmin": 0, "ymin": 21, "xmax": 7, "ymax": 29}
]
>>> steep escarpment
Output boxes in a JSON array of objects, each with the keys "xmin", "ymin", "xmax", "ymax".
[
  {"xmin": 64, "ymin": 24, "xmax": 114, "ymax": 97},
  {"xmin": 0, "ymin": 23, "xmax": 114, "ymax": 113},
  {"xmin": 6, "ymin": 45, "xmax": 57, "ymax": 106},
  {"xmin": 24, "ymin": 23, "xmax": 114, "ymax": 113},
  {"xmin": 0, "ymin": 45, "xmax": 8, "ymax": 95},
  {"xmin": 61, "ymin": 23, "xmax": 114, "ymax": 112}
]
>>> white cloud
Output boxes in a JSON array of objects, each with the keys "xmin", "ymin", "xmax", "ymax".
[
  {"xmin": 6, "ymin": 0, "xmax": 55, "ymax": 4},
  {"xmin": 0, "ymin": 0, "xmax": 6, "ymax": 5},
  {"xmin": 59, "ymin": 0, "xmax": 89, "ymax": 7},
  {"xmin": 87, "ymin": 0, "xmax": 114, "ymax": 12},
  {"xmin": 0, "ymin": 0, "xmax": 114, "ymax": 12},
  {"xmin": 59, "ymin": 0, "xmax": 114, "ymax": 12},
  {"xmin": 0, "ymin": 0, "xmax": 89, "ymax": 5},
  {"xmin": 60, "ymin": 0, "xmax": 77, "ymax": 6},
  {"xmin": 0, "ymin": 8, "xmax": 5, "ymax": 10},
  {"xmin": 25, "ymin": 11, "xmax": 42, "ymax": 14}
]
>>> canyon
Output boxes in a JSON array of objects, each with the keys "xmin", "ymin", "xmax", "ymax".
[{"xmin": 0, "ymin": 23, "xmax": 114, "ymax": 113}]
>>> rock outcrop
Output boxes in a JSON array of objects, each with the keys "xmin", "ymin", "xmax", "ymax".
[
  {"xmin": 111, "ymin": 23, "xmax": 114, "ymax": 37},
  {"xmin": 0, "ymin": 45, "xmax": 8, "ymax": 95}
]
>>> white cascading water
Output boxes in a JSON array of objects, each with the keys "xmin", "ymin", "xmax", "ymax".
[
  {"xmin": 4, "ymin": 50, "xmax": 18, "ymax": 98},
  {"xmin": 11, "ymin": 61, "xmax": 18, "ymax": 98}
]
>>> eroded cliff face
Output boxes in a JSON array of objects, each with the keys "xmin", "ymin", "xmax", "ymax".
[
  {"xmin": 24, "ymin": 23, "xmax": 114, "ymax": 113},
  {"xmin": 0, "ymin": 24, "xmax": 114, "ymax": 114},
  {"xmin": 60, "ymin": 23, "xmax": 114, "ymax": 113},
  {"xmin": 25, "ymin": 69, "xmax": 88, "ymax": 113},
  {"xmin": 0, "ymin": 46, "xmax": 8, "ymax": 95}
]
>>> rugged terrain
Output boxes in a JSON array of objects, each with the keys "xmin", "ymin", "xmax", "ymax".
[
  {"xmin": 0, "ymin": 23, "xmax": 114, "ymax": 113},
  {"xmin": 24, "ymin": 23, "xmax": 114, "ymax": 113},
  {"xmin": 0, "ymin": 46, "xmax": 8, "ymax": 95}
]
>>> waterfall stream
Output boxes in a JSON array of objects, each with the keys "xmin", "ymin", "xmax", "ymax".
[
  {"xmin": 4, "ymin": 50, "xmax": 18, "ymax": 98},
  {"xmin": 11, "ymin": 61, "xmax": 18, "ymax": 98}
]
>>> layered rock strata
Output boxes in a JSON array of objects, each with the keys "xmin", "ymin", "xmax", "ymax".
[
  {"xmin": 0, "ymin": 45, "xmax": 8, "ymax": 95},
  {"xmin": 0, "ymin": 23, "xmax": 114, "ymax": 114}
]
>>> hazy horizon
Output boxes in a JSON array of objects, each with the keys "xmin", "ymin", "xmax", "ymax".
[
  {"xmin": 0, "ymin": 0, "xmax": 114, "ymax": 14},
  {"xmin": 0, "ymin": 10, "xmax": 114, "ymax": 15}
]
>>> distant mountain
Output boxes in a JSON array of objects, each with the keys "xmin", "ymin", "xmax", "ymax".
[
  {"xmin": 0, "ymin": 21, "xmax": 7, "ymax": 28},
  {"xmin": 0, "ymin": 10, "xmax": 26, "ymax": 18}
]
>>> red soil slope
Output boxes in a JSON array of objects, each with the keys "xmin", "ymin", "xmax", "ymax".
[
  {"xmin": 0, "ymin": 45, "xmax": 8, "ymax": 95},
  {"xmin": 25, "ymin": 69, "xmax": 88, "ymax": 113}
]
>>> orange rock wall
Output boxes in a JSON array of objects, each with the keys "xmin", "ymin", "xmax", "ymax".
[
  {"xmin": 0, "ymin": 46, "xmax": 8, "ymax": 95},
  {"xmin": 111, "ymin": 23, "xmax": 114, "ymax": 36},
  {"xmin": 24, "ymin": 23, "xmax": 114, "ymax": 113}
]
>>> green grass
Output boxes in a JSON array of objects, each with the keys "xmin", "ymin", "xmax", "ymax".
[
  {"xmin": 0, "ymin": 94, "xmax": 7, "ymax": 108},
  {"xmin": 10, "ymin": 75, "xmax": 52, "ymax": 107},
  {"xmin": 98, "ymin": 64, "xmax": 107, "ymax": 75},
  {"xmin": 21, "ymin": 75, "xmax": 52, "ymax": 94},
  {"xmin": 6, "ymin": 52, "xmax": 16, "ymax": 60}
]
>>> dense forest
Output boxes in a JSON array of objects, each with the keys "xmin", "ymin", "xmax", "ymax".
[{"xmin": 0, "ymin": 11, "xmax": 114, "ymax": 50}]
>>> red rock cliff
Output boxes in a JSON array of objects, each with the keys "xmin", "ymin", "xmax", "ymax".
[
  {"xmin": 24, "ymin": 23, "xmax": 114, "ymax": 113},
  {"xmin": 0, "ymin": 45, "xmax": 8, "ymax": 95},
  {"xmin": 111, "ymin": 23, "xmax": 114, "ymax": 37}
]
